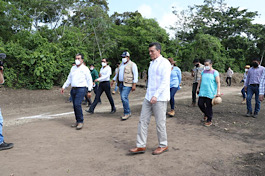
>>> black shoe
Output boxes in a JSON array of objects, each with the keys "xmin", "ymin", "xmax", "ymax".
[
  {"xmin": 246, "ymin": 111, "xmax": 252, "ymax": 117},
  {"xmin": 110, "ymin": 109, "xmax": 116, "ymax": 114},
  {"xmin": 253, "ymin": 112, "xmax": 258, "ymax": 118},
  {"xmin": 0, "ymin": 142, "xmax": 14, "ymax": 151},
  {"xmin": 85, "ymin": 109, "xmax": 94, "ymax": 114}
]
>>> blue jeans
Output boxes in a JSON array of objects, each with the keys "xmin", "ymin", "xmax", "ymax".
[
  {"xmin": 71, "ymin": 87, "xmax": 87, "ymax": 123},
  {"xmin": 119, "ymin": 83, "xmax": 132, "ymax": 115},
  {"xmin": 0, "ymin": 108, "xmax": 4, "ymax": 144},
  {"xmin": 170, "ymin": 87, "xmax": 178, "ymax": 110},
  {"xmin": 241, "ymin": 87, "xmax": 246, "ymax": 99},
  {"xmin": 114, "ymin": 83, "xmax": 118, "ymax": 92},
  {"xmin": 246, "ymin": 85, "xmax": 260, "ymax": 113}
]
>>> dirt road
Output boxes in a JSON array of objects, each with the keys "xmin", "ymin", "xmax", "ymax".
[{"xmin": 1, "ymin": 84, "xmax": 265, "ymax": 176}]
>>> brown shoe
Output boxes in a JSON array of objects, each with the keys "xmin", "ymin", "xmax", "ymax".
[
  {"xmin": 129, "ymin": 147, "xmax": 146, "ymax": 154},
  {"xmin": 201, "ymin": 116, "xmax": 207, "ymax": 122},
  {"xmin": 76, "ymin": 123, "xmax": 83, "ymax": 130},
  {"xmin": 71, "ymin": 123, "xmax": 78, "ymax": 128},
  {"xmin": 241, "ymin": 99, "xmax": 246, "ymax": 104},
  {"xmin": 152, "ymin": 146, "xmax": 168, "ymax": 155},
  {"xmin": 167, "ymin": 110, "xmax": 175, "ymax": 117},
  {"xmin": 204, "ymin": 122, "xmax": 212, "ymax": 127}
]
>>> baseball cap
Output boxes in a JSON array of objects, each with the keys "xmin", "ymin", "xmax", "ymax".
[{"xmin": 121, "ymin": 51, "xmax": 130, "ymax": 57}]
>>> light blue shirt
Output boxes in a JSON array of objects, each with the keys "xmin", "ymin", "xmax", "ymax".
[
  {"xmin": 199, "ymin": 69, "xmax": 219, "ymax": 99},
  {"xmin": 170, "ymin": 66, "xmax": 181, "ymax": 88},
  {"xmin": 114, "ymin": 61, "xmax": 138, "ymax": 83}
]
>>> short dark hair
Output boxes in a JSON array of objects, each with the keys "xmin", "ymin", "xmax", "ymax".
[
  {"xmin": 193, "ymin": 59, "xmax": 200, "ymax": 63},
  {"xmin": 90, "ymin": 64, "xmax": 94, "ymax": 67},
  {"xmin": 204, "ymin": 59, "xmax": 212, "ymax": 64},
  {"xmin": 76, "ymin": 53, "xmax": 84, "ymax": 59},
  {"xmin": 102, "ymin": 58, "xmax": 108, "ymax": 62},
  {"xmin": 149, "ymin": 42, "xmax": 161, "ymax": 51},
  {"xmin": 252, "ymin": 58, "xmax": 260, "ymax": 62}
]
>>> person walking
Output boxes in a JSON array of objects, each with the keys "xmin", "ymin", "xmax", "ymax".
[
  {"xmin": 197, "ymin": 59, "xmax": 221, "ymax": 127},
  {"xmin": 167, "ymin": 58, "xmax": 182, "ymax": 117},
  {"xmin": 61, "ymin": 54, "xmax": 93, "ymax": 130},
  {"xmin": 259, "ymin": 67, "xmax": 265, "ymax": 102},
  {"xmin": 226, "ymin": 67, "xmax": 234, "ymax": 86},
  {"xmin": 112, "ymin": 63, "xmax": 120, "ymax": 95},
  {"xmin": 111, "ymin": 51, "xmax": 138, "ymax": 120},
  {"xmin": 86, "ymin": 58, "xmax": 116, "ymax": 114},
  {"xmin": 89, "ymin": 64, "xmax": 101, "ymax": 105},
  {"xmin": 244, "ymin": 58, "xmax": 265, "ymax": 118},
  {"xmin": 129, "ymin": 42, "xmax": 171, "ymax": 155},
  {"xmin": 241, "ymin": 65, "xmax": 250, "ymax": 104},
  {"xmin": 0, "ymin": 63, "xmax": 14, "ymax": 151},
  {"xmin": 191, "ymin": 59, "xmax": 204, "ymax": 107}
]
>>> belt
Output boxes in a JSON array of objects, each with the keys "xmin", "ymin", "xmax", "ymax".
[
  {"xmin": 250, "ymin": 84, "xmax": 259, "ymax": 87},
  {"xmin": 72, "ymin": 87, "xmax": 86, "ymax": 89}
]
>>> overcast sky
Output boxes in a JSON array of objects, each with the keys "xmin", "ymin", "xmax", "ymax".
[{"xmin": 108, "ymin": 0, "xmax": 265, "ymax": 37}]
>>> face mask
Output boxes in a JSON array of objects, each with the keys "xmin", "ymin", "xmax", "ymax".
[
  {"xmin": 75, "ymin": 59, "xmax": 81, "ymax": 66},
  {"xmin": 122, "ymin": 58, "xmax": 127, "ymax": 63},
  {"xmin": 90, "ymin": 67, "xmax": 94, "ymax": 71},
  {"xmin": 102, "ymin": 62, "xmax": 107, "ymax": 67},
  {"xmin": 252, "ymin": 62, "xmax": 258, "ymax": 68},
  {"xmin": 195, "ymin": 64, "xmax": 199, "ymax": 67},
  {"xmin": 171, "ymin": 65, "xmax": 174, "ymax": 68},
  {"xmin": 205, "ymin": 66, "xmax": 210, "ymax": 70},
  {"xmin": 245, "ymin": 69, "xmax": 248, "ymax": 72}
]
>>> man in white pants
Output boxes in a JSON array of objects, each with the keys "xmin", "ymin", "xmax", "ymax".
[{"xmin": 129, "ymin": 42, "xmax": 171, "ymax": 155}]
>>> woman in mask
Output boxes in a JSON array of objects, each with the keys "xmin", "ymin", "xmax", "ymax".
[
  {"xmin": 196, "ymin": 59, "xmax": 221, "ymax": 126},
  {"xmin": 167, "ymin": 58, "xmax": 182, "ymax": 117},
  {"xmin": 86, "ymin": 58, "xmax": 116, "ymax": 114},
  {"xmin": 241, "ymin": 65, "xmax": 250, "ymax": 104}
]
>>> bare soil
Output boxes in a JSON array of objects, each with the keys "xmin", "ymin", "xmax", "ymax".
[{"xmin": 1, "ymin": 76, "xmax": 265, "ymax": 176}]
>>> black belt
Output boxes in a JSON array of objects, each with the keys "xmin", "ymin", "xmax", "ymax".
[
  {"xmin": 250, "ymin": 84, "xmax": 259, "ymax": 87},
  {"xmin": 72, "ymin": 87, "xmax": 86, "ymax": 89}
]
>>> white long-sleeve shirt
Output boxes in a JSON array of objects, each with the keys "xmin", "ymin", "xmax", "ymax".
[
  {"xmin": 145, "ymin": 55, "xmax": 171, "ymax": 101},
  {"xmin": 62, "ymin": 64, "xmax": 93, "ymax": 91},
  {"xmin": 97, "ymin": 65, "xmax": 112, "ymax": 82}
]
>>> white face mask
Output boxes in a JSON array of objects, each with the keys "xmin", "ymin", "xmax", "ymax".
[
  {"xmin": 75, "ymin": 59, "xmax": 81, "ymax": 66},
  {"xmin": 245, "ymin": 69, "xmax": 248, "ymax": 72},
  {"xmin": 90, "ymin": 67, "xmax": 94, "ymax": 71},
  {"xmin": 122, "ymin": 58, "xmax": 127, "ymax": 63},
  {"xmin": 205, "ymin": 66, "xmax": 211, "ymax": 70},
  {"xmin": 101, "ymin": 62, "xmax": 107, "ymax": 67}
]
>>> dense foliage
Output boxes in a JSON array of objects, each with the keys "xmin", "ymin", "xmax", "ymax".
[{"xmin": 0, "ymin": 0, "xmax": 264, "ymax": 89}]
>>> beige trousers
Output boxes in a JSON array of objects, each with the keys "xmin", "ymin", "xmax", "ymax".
[{"xmin": 136, "ymin": 98, "xmax": 168, "ymax": 148}]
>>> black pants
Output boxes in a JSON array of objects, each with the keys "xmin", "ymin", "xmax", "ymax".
[
  {"xmin": 89, "ymin": 81, "xmax": 115, "ymax": 112},
  {"xmin": 226, "ymin": 77, "xmax": 231, "ymax": 86},
  {"xmin": 192, "ymin": 82, "xmax": 198, "ymax": 103},
  {"xmin": 198, "ymin": 97, "xmax": 213, "ymax": 122},
  {"xmin": 86, "ymin": 84, "xmax": 101, "ymax": 105}
]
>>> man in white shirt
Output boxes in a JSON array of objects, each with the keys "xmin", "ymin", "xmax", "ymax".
[
  {"xmin": 129, "ymin": 42, "xmax": 171, "ymax": 155},
  {"xmin": 0, "ymin": 59, "xmax": 14, "ymax": 151},
  {"xmin": 86, "ymin": 58, "xmax": 116, "ymax": 114},
  {"xmin": 111, "ymin": 51, "xmax": 138, "ymax": 120},
  {"xmin": 61, "ymin": 54, "xmax": 93, "ymax": 130}
]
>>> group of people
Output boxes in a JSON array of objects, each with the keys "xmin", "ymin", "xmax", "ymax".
[{"xmin": 1, "ymin": 42, "xmax": 264, "ymax": 155}]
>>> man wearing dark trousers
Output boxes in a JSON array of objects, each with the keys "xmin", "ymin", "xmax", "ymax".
[
  {"xmin": 191, "ymin": 59, "xmax": 204, "ymax": 107},
  {"xmin": 61, "ymin": 54, "xmax": 93, "ymax": 130},
  {"xmin": 0, "ymin": 61, "xmax": 14, "ymax": 150},
  {"xmin": 86, "ymin": 58, "xmax": 116, "ymax": 114},
  {"xmin": 89, "ymin": 64, "xmax": 101, "ymax": 105}
]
